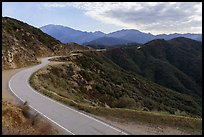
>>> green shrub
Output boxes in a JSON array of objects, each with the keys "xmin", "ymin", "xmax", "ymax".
[
  {"xmin": 113, "ymin": 96, "xmax": 136, "ymax": 109},
  {"xmin": 79, "ymin": 70, "xmax": 93, "ymax": 81}
]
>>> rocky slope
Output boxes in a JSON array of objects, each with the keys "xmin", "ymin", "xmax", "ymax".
[
  {"xmin": 2, "ymin": 17, "xmax": 88, "ymax": 70},
  {"xmin": 2, "ymin": 17, "xmax": 58, "ymax": 69}
]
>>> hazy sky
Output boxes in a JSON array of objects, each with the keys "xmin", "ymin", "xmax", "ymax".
[{"xmin": 2, "ymin": 2, "xmax": 202, "ymax": 34}]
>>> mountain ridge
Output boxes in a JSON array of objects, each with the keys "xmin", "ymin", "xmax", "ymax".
[
  {"xmin": 104, "ymin": 37, "xmax": 202, "ymax": 99},
  {"xmin": 40, "ymin": 24, "xmax": 105, "ymax": 44},
  {"xmin": 40, "ymin": 24, "xmax": 202, "ymax": 46}
]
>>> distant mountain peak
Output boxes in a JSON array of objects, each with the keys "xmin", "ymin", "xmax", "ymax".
[
  {"xmin": 93, "ymin": 31, "xmax": 105, "ymax": 34},
  {"xmin": 40, "ymin": 24, "xmax": 105, "ymax": 44}
]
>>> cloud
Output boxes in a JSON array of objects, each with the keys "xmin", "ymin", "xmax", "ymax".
[{"xmin": 43, "ymin": 2, "xmax": 202, "ymax": 34}]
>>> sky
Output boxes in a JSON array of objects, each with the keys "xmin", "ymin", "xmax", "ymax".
[{"xmin": 2, "ymin": 2, "xmax": 202, "ymax": 35}]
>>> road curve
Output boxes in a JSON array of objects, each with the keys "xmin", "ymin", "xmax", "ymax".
[{"xmin": 9, "ymin": 57, "xmax": 128, "ymax": 135}]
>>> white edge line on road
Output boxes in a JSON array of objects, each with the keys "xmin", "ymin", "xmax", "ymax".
[
  {"xmin": 8, "ymin": 75, "xmax": 75, "ymax": 135},
  {"xmin": 8, "ymin": 57, "xmax": 129, "ymax": 135}
]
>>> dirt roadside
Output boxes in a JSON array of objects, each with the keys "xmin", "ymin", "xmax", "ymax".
[
  {"xmin": 2, "ymin": 58, "xmax": 43, "ymax": 104},
  {"xmin": 92, "ymin": 115, "xmax": 200, "ymax": 135},
  {"xmin": 2, "ymin": 67, "xmax": 29, "ymax": 104}
]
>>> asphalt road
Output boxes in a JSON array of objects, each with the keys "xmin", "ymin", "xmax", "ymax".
[{"xmin": 9, "ymin": 57, "xmax": 128, "ymax": 135}]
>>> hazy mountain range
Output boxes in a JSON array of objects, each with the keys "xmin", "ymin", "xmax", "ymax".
[
  {"xmin": 40, "ymin": 24, "xmax": 202, "ymax": 46},
  {"xmin": 40, "ymin": 25, "xmax": 105, "ymax": 44}
]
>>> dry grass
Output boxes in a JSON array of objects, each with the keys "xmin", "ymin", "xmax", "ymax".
[
  {"xmin": 2, "ymin": 100, "xmax": 59, "ymax": 135},
  {"xmin": 89, "ymin": 107, "xmax": 202, "ymax": 131}
]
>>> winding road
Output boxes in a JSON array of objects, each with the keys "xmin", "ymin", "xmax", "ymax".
[{"xmin": 8, "ymin": 57, "xmax": 128, "ymax": 135}]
